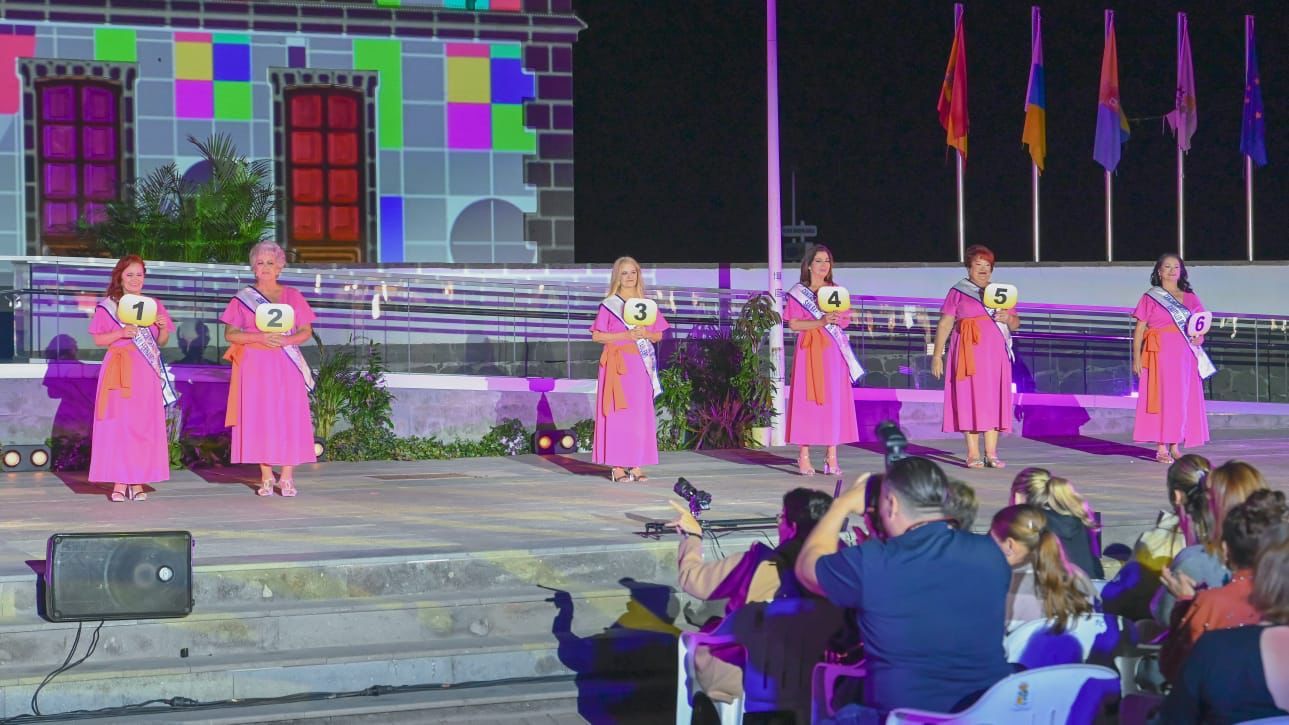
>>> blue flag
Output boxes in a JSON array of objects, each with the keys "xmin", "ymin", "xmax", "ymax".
[{"xmin": 1241, "ymin": 16, "xmax": 1267, "ymax": 167}]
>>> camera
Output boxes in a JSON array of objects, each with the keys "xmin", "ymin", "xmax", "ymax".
[
  {"xmin": 674, "ymin": 477, "xmax": 712, "ymax": 516},
  {"xmin": 875, "ymin": 420, "xmax": 908, "ymax": 472}
]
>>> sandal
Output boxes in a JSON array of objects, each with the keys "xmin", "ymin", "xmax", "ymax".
[
  {"xmin": 257, "ymin": 479, "xmax": 275, "ymax": 497},
  {"xmin": 797, "ymin": 454, "xmax": 816, "ymax": 477},
  {"xmin": 128, "ymin": 485, "xmax": 148, "ymax": 501},
  {"xmin": 279, "ymin": 479, "xmax": 297, "ymax": 497},
  {"xmin": 609, "ymin": 467, "xmax": 630, "ymax": 483},
  {"xmin": 109, "ymin": 486, "xmax": 127, "ymax": 503},
  {"xmin": 985, "ymin": 456, "xmax": 1006, "ymax": 469},
  {"xmin": 966, "ymin": 457, "xmax": 986, "ymax": 469},
  {"xmin": 823, "ymin": 460, "xmax": 843, "ymax": 476},
  {"xmin": 629, "ymin": 468, "xmax": 648, "ymax": 482},
  {"xmin": 1155, "ymin": 450, "xmax": 1174, "ymax": 464}
]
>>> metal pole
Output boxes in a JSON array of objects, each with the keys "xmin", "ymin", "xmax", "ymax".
[
  {"xmin": 956, "ymin": 150, "xmax": 965, "ymax": 262},
  {"xmin": 1105, "ymin": 171, "xmax": 1113, "ymax": 262},
  {"xmin": 1177, "ymin": 146, "xmax": 1185, "ymax": 258},
  {"xmin": 766, "ymin": 0, "xmax": 786, "ymax": 447},
  {"xmin": 1246, "ymin": 155, "xmax": 1254, "ymax": 261},
  {"xmin": 1032, "ymin": 162, "xmax": 1040, "ymax": 262}
]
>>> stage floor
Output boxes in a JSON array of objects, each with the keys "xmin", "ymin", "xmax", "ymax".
[{"xmin": 3, "ymin": 429, "xmax": 1288, "ymax": 577}]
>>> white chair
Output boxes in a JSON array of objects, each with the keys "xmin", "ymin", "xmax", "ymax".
[
  {"xmin": 1004, "ymin": 613, "xmax": 1135, "ymax": 670},
  {"xmin": 1237, "ymin": 719, "xmax": 1289, "ymax": 725},
  {"xmin": 885, "ymin": 663, "xmax": 1120, "ymax": 724},
  {"xmin": 810, "ymin": 660, "xmax": 868, "ymax": 723},
  {"xmin": 676, "ymin": 597, "xmax": 843, "ymax": 725}
]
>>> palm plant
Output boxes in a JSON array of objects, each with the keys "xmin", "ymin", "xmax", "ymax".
[{"xmin": 94, "ymin": 133, "xmax": 275, "ymax": 263}]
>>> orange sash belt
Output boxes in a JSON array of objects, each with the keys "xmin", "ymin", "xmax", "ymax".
[
  {"xmin": 600, "ymin": 343, "xmax": 640, "ymax": 416},
  {"xmin": 96, "ymin": 346, "xmax": 132, "ymax": 420},
  {"xmin": 801, "ymin": 327, "xmax": 829, "ymax": 404},
  {"xmin": 1142, "ymin": 326, "xmax": 1179, "ymax": 414},
  {"xmin": 954, "ymin": 316, "xmax": 986, "ymax": 380}
]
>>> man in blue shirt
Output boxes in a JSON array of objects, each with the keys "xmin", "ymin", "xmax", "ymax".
[{"xmin": 796, "ymin": 457, "xmax": 1012, "ymax": 716}]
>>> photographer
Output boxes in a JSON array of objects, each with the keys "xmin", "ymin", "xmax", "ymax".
[
  {"xmin": 670, "ymin": 487, "xmax": 834, "ymax": 705},
  {"xmin": 795, "ymin": 457, "xmax": 1012, "ymax": 717}
]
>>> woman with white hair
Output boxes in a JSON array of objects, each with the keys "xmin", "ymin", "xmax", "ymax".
[{"xmin": 221, "ymin": 241, "xmax": 317, "ymax": 497}]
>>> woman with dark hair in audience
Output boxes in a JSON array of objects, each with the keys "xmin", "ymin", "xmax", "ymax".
[
  {"xmin": 1102, "ymin": 454, "xmax": 1211, "ymax": 621},
  {"xmin": 1131, "ymin": 253, "xmax": 1211, "ymax": 463},
  {"xmin": 1160, "ymin": 489, "xmax": 1289, "ymax": 683},
  {"xmin": 784, "ymin": 244, "xmax": 861, "ymax": 476},
  {"xmin": 797, "ymin": 459, "xmax": 1011, "ymax": 717},
  {"xmin": 1010, "ymin": 467, "xmax": 1104, "ymax": 579},
  {"xmin": 931, "ymin": 245, "xmax": 1020, "ymax": 468},
  {"xmin": 1153, "ymin": 459, "xmax": 1268, "ymax": 626},
  {"xmin": 1158, "ymin": 521, "xmax": 1289, "ymax": 723},
  {"xmin": 670, "ymin": 487, "xmax": 835, "ymax": 706},
  {"xmin": 990, "ymin": 504, "xmax": 1097, "ymax": 633}
]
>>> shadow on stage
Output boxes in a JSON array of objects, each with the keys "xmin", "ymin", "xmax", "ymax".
[
  {"xmin": 1016, "ymin": 395, "xmax": 1155, "ymax": 461},
  {"xmin": 547, "ymin": 577, "xmax": 680, "ymax": 724}
]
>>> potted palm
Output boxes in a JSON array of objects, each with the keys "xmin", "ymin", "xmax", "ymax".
[{"xmin": 731, "ymin": 293, "xmax": 781, "ymax": 447}]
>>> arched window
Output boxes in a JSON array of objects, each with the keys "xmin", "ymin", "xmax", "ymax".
[{"xmin": 34, "ymin": 80, "xmax": 123, "ymax": 249}]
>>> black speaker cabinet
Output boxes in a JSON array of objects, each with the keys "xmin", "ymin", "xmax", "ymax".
[{"xmin": 45, "ymin": 531, "xmax": 193, "ymax": 622}]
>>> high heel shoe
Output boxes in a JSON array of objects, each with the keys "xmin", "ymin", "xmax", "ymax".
[
  {"xmin": 985, "ymin": 456, "xmax": 1005, "ymax": 469},
  {"xmin": 823, "ymin": 460, "xmax": 843, "ymax": 477},
  {"xmin": 128, "ymin": 485, "xmax": 148, "ymax": 501},
  {"xmin": 797, "ymin": 456, "xmax": 816, "ymax": 476},
  {"xmin": 257, "ymin": 479, "xmax": 275, "ymax": 496},
  {"xmin": 110, "ymin": 485, "xmax": 127, "ymax": 503},
  {"xmin": 609, "ymin": 467, "xmax": 630, "ymax": 483},
  {"xmin": 279, "ymin": 479, "xmax": 297, "ymax": 497},
  {"xmin": 628, "ymin": 468, "xmax": 648, "ymax": 482}
]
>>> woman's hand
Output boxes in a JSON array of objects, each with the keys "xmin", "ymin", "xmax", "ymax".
[
  {"xmin": 261, "ymin": 332, "xmax": 286, "ymax": 348},
  {"xmin": 1132, "ymin": 358, "xmax": 1142, "ymax": 377},
  {"xmin": 667, "ymin": 501, "xmax": 702, "ymax": 537},
  {"xmin": 1160, "ymin": 565, "xmax": 1198, "ymax": 601},
  {"xmin": 931, "ymin": 355, "xmax": 944, "ymax": 379},
  {"xmin": 628, "ymin": 327, "xmax": 647, "ymax": 340},
  {"xmin": 824, "ymin": 312, "xmax": 840, "ymax": 326},
  {"xmin": 118, "ymin": 325, "xmax": 139, "ymax": 340},
  {"xmin": 1190, "ymin": 334, "xmax": 1205, "ymax": 346}
]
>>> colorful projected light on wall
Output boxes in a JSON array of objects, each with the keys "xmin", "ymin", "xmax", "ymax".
[
  {"xmin": 176, "ymin": 32, "xmax": 252, "ymax": 120},
  {"xmin": 446, "ymin": 43, "xmax": 534, "ymax": 152},
  {"xmin": 38, "ymin": 82, "xmax": 120, "ymax": 237}
]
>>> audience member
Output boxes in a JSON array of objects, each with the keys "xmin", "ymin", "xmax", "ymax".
[
  {"xmin": 1102, "ymin": 454, "xmax": 1210, "ymax": 621},
  {"xmin": 1157, "ymin": 521, "xmax": 1289, "ymax": 723},
  {"xmin": 1159, "ymin": 489, "xmax": 1289, "ymax": 682},
  {"xmin": 1152, "ymin": 460, "xmax": 1268, "ymax": 626},
  {"xmin": 796, "ymin": 458, "xmax": 1011, "ymax": 716},
  {"xmin": 1010, "ymin": 468, "xmax": 1105, "ymax": 579},
  {"xmin": 990, "ymin": 504, "xmax": 1097, "ymax": 633},
  {"xmin": 943, "ymin": 478, "xmax": 979, "ymax": 531},
  {"xmin": 671, "ymin": 487, "xmax": 834, "ymax": 705}
]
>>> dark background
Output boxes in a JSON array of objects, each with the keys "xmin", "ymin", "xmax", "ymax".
[{"xmin": 572, "ymin": 0, "xmax": 1289, "ymax": 264}]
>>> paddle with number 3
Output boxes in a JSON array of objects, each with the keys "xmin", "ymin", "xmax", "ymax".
[{"xmin": 623, "ymin": 298, "xmax": 657, "ymax": 328}]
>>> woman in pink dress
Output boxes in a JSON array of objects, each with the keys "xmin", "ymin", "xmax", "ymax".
[
  {"xmin": 784, "ymin": 244, "xmax": 858, "ymax": 476},
  {"xmin": 1132, "ymin": 254, "xmax": 1210, "ymax": 463},
  {"xmin": 89, "ymin": 255, "xmax": 173, "ymax": 502},
  {"xmin": 221, "ymin": 241, "xmax": 317, "ymax": 497},
  {"xmin": 931, "ymin": 245, "xmax": 1020, "ymax": 468},
  {"xmin": 591, "ymin": 256, "xmax": 669, "ymax": 483}
]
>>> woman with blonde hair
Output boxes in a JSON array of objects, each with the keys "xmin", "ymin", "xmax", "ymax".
[
  {"xmin": 990, "ymin": 504, "xmax": 1097, "ymax": 633},
  {"xmin": 1010, "ymin": 468, "xmax": 1104, "ymax": 579},
  {"xmin": 1153, "ymin": 459, "xmax": 1269, "ymax": 626},
  {"xmin": 590, "ymin": 256, "xmax": 669, "ymax": 482}
]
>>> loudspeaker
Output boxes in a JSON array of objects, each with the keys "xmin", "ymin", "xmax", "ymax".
[{"xmin": 45, "ymin": 531, "xmax": 193, "ymax": 622}]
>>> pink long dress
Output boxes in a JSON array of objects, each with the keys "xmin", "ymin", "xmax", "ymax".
[
  {"xmin": 784, "ymin": 297, "xmax": 858, "ymax": 446},
  {"xmin": 220, "ymin": 286, "xmax": 317, "ymax": 466},
  {"xmin": 591, "ymin": 302, "xmax": 669, "ymax": 467},
  {"xmin": 941, "ymin": 288, "xmax": 1013, "ymax": 433},
  {"xmin": 1132, "ymin": 292, "xmax": 1210, "ymax": 446},
  {"xmin": 88, "ymin": 301, "xmax": 173, "ymax": 484}
]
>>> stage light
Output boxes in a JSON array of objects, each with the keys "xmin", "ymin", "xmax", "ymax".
[
  {"xmin": 533, "ymin": 430, "xmax": 577, "ymax": 455},
  {"xmin": 313, "ymin": 437, "xmax": 327, "ymax": 461},
  {"xmin": 2, "ymin": 444, "xmax": 52, "ymax": 472}
]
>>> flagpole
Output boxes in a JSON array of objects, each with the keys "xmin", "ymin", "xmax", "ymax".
[
  {"xmin": 765, "ymin": 0, "xmax": 786, "ymax": 447},
  {"xmin": 1105, "ymin": 171, "xmax": 1113, "ymax": 262},
  {"xmin": 1245, "ymin": 14, "xmax": 1255, "ymax": 262},
  {"xmin": 1176, "ymin": 13, "xmax": 1185, "ymax": 259},
  {"xmin": 956, "ymin": 150, "xmax": 965, "ymax": 263},
  {"xmin": 1031, "ymin": 163, "xmax": 1040, "ymax": 262},
  {"xmin": 1030, "ymin": 6, "xmax": 1041, "ymax": 263}
]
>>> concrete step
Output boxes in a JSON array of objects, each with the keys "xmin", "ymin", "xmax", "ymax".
[
  {"xmin": 0, "ymin": 630, "xmax": 681, "ymax": 720},
  {"xmin": 0, "ymin": 586, "xmax": 671, "ymax": 672}
]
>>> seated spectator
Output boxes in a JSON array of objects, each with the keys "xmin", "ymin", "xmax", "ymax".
[
  {"xmin": 671, "ymin": 487, "xmax": 833, "ymax": 705},
  {"xmin": 1159, "ymin": 489, "xmax": 1289, "ymax": 682},
  {"xmin": 1102, "ymin": 454, "xmax": 1210, "ymax": 621},
  {"xmin": 1158, "ymin": 521, "xmax": 1289, "ymax": 723},
  {"xmin": 1152, "ymin": 460, "xmax": 1268, "ymax": 627},
  {"xmin": 990, "ymin": 504, "xmax": 1097, "ymax": 633},
  {"xmin": 796, "ymin": 458, "xmax": 1012, "ymax": 716},
  {"xmin": 944, "ymin": 478, "xmax": 978, "ymax": 531},
  {"xmin": 1010, "ymin": 468, "xmax": 1104, "ymax": 579}
]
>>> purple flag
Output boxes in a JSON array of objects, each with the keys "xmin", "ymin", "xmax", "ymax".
[{"xmin": 1165, "ymin": 13, "xmax": 1197, "ymax": 151}]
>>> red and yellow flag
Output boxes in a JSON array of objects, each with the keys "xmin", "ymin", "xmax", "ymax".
[{"xmin": 937, "ymin": 4, "xmax": 969, "ymax": 157}]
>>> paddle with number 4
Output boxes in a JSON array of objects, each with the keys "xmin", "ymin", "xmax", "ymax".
[{"xmin": 818, "ymin": 285, "xmax": 851, "ymax": 313}]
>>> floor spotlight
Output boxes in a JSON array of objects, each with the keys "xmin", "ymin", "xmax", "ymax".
[
  {"xmin": 533, "ymin": 430, "xmax": 577, "ymax": 455},
  {"xmin": 3, "ymin": 444, "xmax": 52, "ymax": 472},
  {"xmin": 313, "ymin": 437, "xmax": 327, "ymax": 461}
]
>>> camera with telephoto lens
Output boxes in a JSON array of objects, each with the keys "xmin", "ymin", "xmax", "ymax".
[
  {"xmin": 674, "ymin": 477, "xmax": 712, "ymax": 516},
  {"xmin": 875, "ymin": 419, "xmax": 908, "ymax": 472},
  {"xmin": 862, "ymin": 420, "xmax": 910, "ymax": 542}
]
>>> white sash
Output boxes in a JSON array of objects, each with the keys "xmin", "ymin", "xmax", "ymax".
[
  {"xmin": 1146, "ymin": 287, "xmax": 1218, "ymax": 380},
  {"xmin": 786, "ymin": 283, "xmax": 865, "ymax": 383},
  {"xmin": 951, "ymin": 279, "xmax": 1015, "ymax": 363},
  {"xmin": 98, "ymin": 298, "xmax": 179, "ymax": 407},
  {"xmin": 601, "ymin": 295, "xmax": 663, "ymax": 398},
  {"xmin": 235, "ymin": 287, "xmax": 316, "ymax": 392}
]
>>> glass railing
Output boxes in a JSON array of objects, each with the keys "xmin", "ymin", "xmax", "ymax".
[{"xmin": 1, "ymin": 258, "xmax": 1285, "ymax": 403}]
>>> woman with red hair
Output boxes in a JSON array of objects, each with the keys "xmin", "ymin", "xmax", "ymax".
[
  {"xmin": 931, "ymin": 245, "xmax": 1020, "ymax": 467},
  {"xmin": 88, "ymin": 255, "xmax": 176, "ymax": 502}
]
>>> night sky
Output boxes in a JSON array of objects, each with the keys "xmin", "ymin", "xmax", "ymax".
[{"xmin": 572, "ymin": 0, "xmax": 1289, "ymax": 265}]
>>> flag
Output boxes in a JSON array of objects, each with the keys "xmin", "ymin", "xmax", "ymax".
[
  {"xmin": 1022, "ymin": 6, "xmax": 1046, "ymax": 171},
  {"xmin": 1093, "ymin": 10, "xmax": 1130, "ymax": 172},
  {"xmin": 937, "ymin": 4, "xmax": 969, "ymax": 157},
  {"xmin": 1165, "ymin": 13, "xmax": 1197, "ymax": 152},
  {"xmin": 1242, "ymin": 15, "xmax": 1267, "ymax": 167}
]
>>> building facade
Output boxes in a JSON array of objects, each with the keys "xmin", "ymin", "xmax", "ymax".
[{"xmin": 0, "ymin": 0, "xmax": 581, "ymax": 262}]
